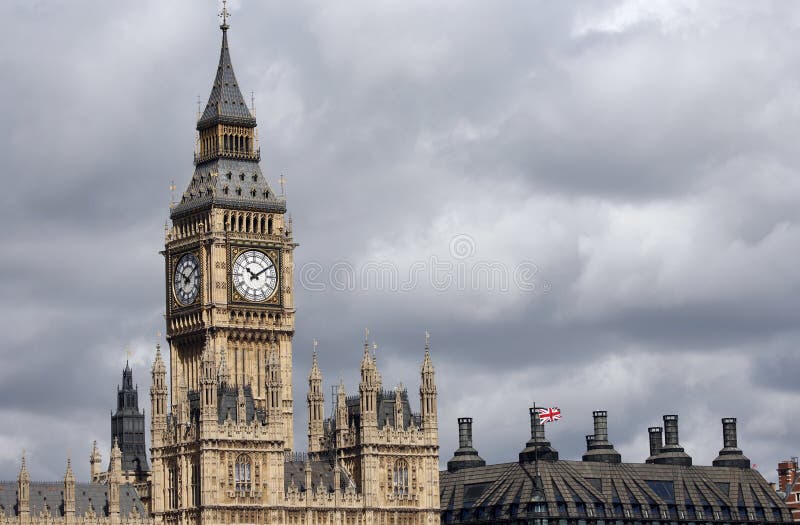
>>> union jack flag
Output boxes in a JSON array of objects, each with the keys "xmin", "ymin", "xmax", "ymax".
[{"xmin": 537, "ymin": 407, "xmax": 562, "ymax": 423}]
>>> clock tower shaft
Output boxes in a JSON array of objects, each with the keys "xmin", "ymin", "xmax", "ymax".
[{"xmin": 161, "ymin": 18, "xmax": 296, "ymax": 450}]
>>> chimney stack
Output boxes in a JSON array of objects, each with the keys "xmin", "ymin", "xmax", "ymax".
[
  {"xmin": 447, "ymin": 417, "xmax": 486, "ymax": 472},
  {"xmin": 582, "ymin": 410, "xmax": 621, "ymax": 463},
  {"xmin": 712, "ymin": 418, "xmax": 750, "ymax": 468},
  {"xmin": 459, "ymin": 418, "xmax": 474, "ymax": 449},
  {"xmin": 519, "ymin": 405, "xmax": 558, "ymax": 463},
  {"xmin": 646, "ymin": 427, "xmax": 663, "ymax": 463},
  {"xmin": 652, "ymin": 415, "xmax": 692, "ymax": 466}
]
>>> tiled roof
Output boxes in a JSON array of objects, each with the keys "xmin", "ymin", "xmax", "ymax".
[
  {"xmin": 440, "ymin": 460, "xmax": 793, "ymax": 523},
  {"xmin": 0, "ymin": 483, "xmax": 146, "ymax": 518},
  {"xmin": 171, "ymin": 158, "xmax": 284, "ymax": 218},
  {"xmin": 197, "ymin": 28, "xmax": 256, "ymax": 130}
]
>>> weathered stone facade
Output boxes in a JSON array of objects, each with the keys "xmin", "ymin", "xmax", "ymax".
[{"xmin": 147, "ymin": 11, "xmax": 441, "ymax": 525}]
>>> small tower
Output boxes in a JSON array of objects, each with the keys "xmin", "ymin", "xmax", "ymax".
[
  {"xmin": 266, "ymin": 346, "xmax": 285, "ymax": 444},
  {"xmin": 150, "ymin": 345, "xmax": 168, "ymax": 442},
  {"xmin": 394, "ymin": 386, "xmax": 404, "ymax": 430},
  {"xmin": 111, "ymin": 361, "xmax": 149, "ymax": 480},
  {"xmin": 359, "ymin": 341, "xmax": 378, "ymax": 429},
  {"xmin": 419, "ymin": 334, "xmax": 438, "ymax": 436},
  {"xmin": 335, "ymin": 379, "xmax": 348, "ymax": 448},
  {"xmin": 108, "ymin": 439, "xmax": 122, "ymax": 525},
  {"xmin": 17, "ymin": 453, "xmax": 30, "ymax": 525},
  {"xmin": 64, "ymin": 457, "xmax": 76, "ymax": 525},
  {"xmin": 307, "ymin": 348, "xmax": 324, "ymax": 454},
  {"xmin": 90, "ymin": 440, "xmax": 102, "ymax": 482}
]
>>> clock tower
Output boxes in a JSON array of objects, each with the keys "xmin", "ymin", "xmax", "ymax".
[
  {"xmin": 151, "ymin": 12, "xmax": 298, "ymax": 525},
  {"xmin": 162, "ymin": 12, "xmax": 295, "ymax": 446}
]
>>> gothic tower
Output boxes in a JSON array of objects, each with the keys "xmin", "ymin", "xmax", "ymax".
[
  {"xmin": 111, "ymin": 362, "xmax": 149, "ymax": 481},
  {"xmin": 151, "ymin": 11, "xmax": 296, "ymax": 525},
  {"xmin": 162, "ymin": 7, "xmax": 295, "ymax": 449}
]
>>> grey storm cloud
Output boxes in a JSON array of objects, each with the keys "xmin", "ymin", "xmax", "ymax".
[{"xmin": 1, "ymin": 0, "xmax": 799, "ymax": 482}]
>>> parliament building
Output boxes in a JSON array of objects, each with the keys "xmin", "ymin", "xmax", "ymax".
[{"xmin": 0, "ymin": 8, "xmax": 795, "ymax": 525}]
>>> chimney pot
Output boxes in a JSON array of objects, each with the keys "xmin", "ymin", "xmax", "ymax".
[
  {"xmin": 447, "ymin": 417, "xmax": 486, "ymax": 472},
  {"xmin": 663, "ymin": 414, "xmax": 679, "ymax": 446},
  {"xmin": 712, "ymin": 417, "xmax": 750, "ymax": 468},
  {"xmin": 583, "ymin": 410, "xmax": 621, "ymax": 463},
  {"xmin": 647, "ymin": 426, "xmax": 663, "ymax": 461},
  {"xmin": 458, "ymin": 417, "xmax": 473, "ymax": 449},
  {"xmin": 592, "ymin": 410, "xmax": 609, "ymax": 442}
]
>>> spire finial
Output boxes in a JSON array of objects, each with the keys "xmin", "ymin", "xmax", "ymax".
[
  {"xmin": 219, "ymin": 0, "xmax": 230, "ymax": 31},
  {"xmin": 313, "ymin": 338, "xmax": 318, "ymax": 355},
  {"xmin": 425, "ymin": 330, "xmax": 430, "ymax": 350}
]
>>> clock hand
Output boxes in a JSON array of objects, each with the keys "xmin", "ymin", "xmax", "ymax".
[
  {"xmin": 253, "ymin": 265, "xmax": 272, "ymax": 278},
  {"xmin": 246, "ymin": 266, "xmax": 258, "ymax": 281}
]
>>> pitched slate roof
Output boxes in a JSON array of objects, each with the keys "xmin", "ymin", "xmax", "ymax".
[
  {"xmin": 0, "ymin": 482, "xmax": 147, "ymax": 518},
  {"xmin": 440, "ymin": 460, "xmax": 793, "ymax": 524},
  {"xmin": 283, "ymin": 458, "xmax": 353, "ymax": 493},
  {"xmin": 170, "ymin": 158, "xmax": 285, "ymax": 218},
  {"xmin": 197, "ymin": 28, "xmax": 256, "ymax": 130}
]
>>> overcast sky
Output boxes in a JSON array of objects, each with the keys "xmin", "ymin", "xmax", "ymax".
[{"xmin": 1, "ymin": 0, "xmax": 800, "ymax": 483}]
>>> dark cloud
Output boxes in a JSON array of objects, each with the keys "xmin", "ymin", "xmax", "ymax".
[{"xmin": 1, "ymin": 0, "xmax": 799, "ymax": 483}]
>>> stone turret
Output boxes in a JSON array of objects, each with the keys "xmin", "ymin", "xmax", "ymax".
[
  {"xmin": 63, "ymin": 458, "xmax": 76, "ymax": 525},
  {"xmin": 90, "ymin": 440, "xmax": 102, "ymax": 482},
  {"xmin": 150, "ymin": 345, "xmax": 168, "ymax": 439},
  {"xmin": 307, "ymin": 349, "xmax": 324, "ymax": 453},
  {"xmin": 359, "ymin": 340, "xmax": 379, "ymax": 429},
  {"xmin": 109, "ymin": 439, "xmax": 122, "ymax": 525},
  {"xmin": 419, "ymin": 336, "xmax": 437, "ymax": 435},
  {"xmin": 335, "ymin": 379, "xmax": 348, "ymax": 448},
  {"xmin": 18, "ymin": 454, "xmax": 30, "ymax": 525}
]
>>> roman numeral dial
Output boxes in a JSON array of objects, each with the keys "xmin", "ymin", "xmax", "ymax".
[
  {"xmin": 173, "ymin": 253, "xmax": 200, "ymax": 306},
  {"xmin": 232, "ymin": 249, "xmax": 278, "ymax": 302}
]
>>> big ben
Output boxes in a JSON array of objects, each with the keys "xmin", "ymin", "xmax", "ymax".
[{"xmin": 150, "ymin": 9, "xmax": 297, "ymax": 525}]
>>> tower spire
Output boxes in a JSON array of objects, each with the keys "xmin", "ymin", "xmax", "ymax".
[{"xmin": 219, "ymin": 0, "xmax": 230, "ymax": 31}]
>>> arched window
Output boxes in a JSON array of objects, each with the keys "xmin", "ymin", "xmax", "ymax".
[
  {"xmin": 191, "ymin": 459, "xmax": 201, "ymax": 506},
  {"xmin": 235, "ymin": 455, "xmax": 252, "ymax": 495},
  {"xmin": 168, "ymin": 462, "xmax": 179, "ymax": 509},
  {"xmin": 392, "ymin": 459, "xmax": 408, "ymax": 496},
  {"xmin": 267, "ymin": 217, "xmax": 273, "ymax": 235}
]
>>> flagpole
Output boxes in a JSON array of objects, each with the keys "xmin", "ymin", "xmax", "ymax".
[{"xmin": 533, "ymin": 401, "xmax": 540, "ymax": 477}]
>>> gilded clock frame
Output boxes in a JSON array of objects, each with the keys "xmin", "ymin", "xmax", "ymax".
[
  {"xmin": 228, "ymin": 245, "xmax": 282, "ymax": 307},
  {"xmin": 169, "ymin": 248, "xmax": 202, "ymax": 310}
]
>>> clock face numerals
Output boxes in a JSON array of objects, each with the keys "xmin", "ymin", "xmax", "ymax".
[
  {"xmin": 232, "ymin": 250, "xmax": 278, "ymax": 302},
  {"xmin": 174, "ymin": 253, "xmax": 200, "ymax": 305}
]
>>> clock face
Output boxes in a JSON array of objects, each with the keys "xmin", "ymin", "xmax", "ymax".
[
  {"xmin": 174, "ymin": 253, "xmax": 200, "ymax": 305},
  {"xmin": 232, "ymin": 250, "xmax": 278, "ymax": 302}
]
